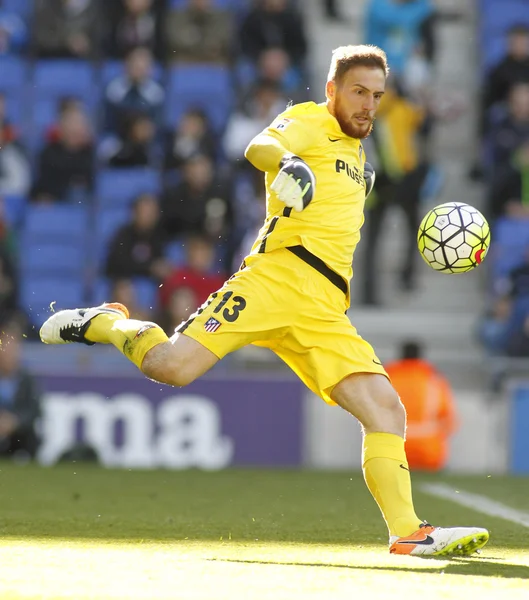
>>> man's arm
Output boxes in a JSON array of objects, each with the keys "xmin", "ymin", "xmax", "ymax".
[{"xmin": 244, "ymin": 132, "xmax": 295, "ymax": 173}]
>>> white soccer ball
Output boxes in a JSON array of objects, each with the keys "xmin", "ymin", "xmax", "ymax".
[{"xmin": 417, "ymin": 202, "xmax": 491, "ymax": 273}]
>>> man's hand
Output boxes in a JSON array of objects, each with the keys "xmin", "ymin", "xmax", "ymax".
[
  {"xmin": 270, "ymin": 155, "xmax": 316, "ymax": 212},
  {"xmin": 364, "ymin": 162, "xmax": 376, "ymax": 198}
]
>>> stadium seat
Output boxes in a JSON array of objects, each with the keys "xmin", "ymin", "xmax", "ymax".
[
  {"xmin": 164, "ymin": 239, "xmax": 187, "ymax": 267},
  {"xmin": 94, "ymin": 207, "xmax": 130, "ymax": 264},
  {"xmin": 20, "ymin": 276, "xmax": 86, "ymax": 329},
  {"xmin": 3, "ymin": 0, "xmax": 33, "ymax": 19},
  {"xmin": 22, "ymin": 204, "xmax": 90, "ymax": 240},
  {"xmin": 166, "ymin": 65, "xmax": 234, "ymax": 132},
  {"xmin": 0, "ymin": 56, "xmax": 28, "ymax": 89},
  {"xmin": 34, "ymin": 60, "xmax": 95, "ymax": 97},
  {"xmin": 2, "ymin": 90, "xmax": 25, "ymax": 125},
  {"xmin": 2, "ymin": 195, "xmax": 27, "ymax": 227},
  {"xmin": 19, "ymin": 239, "xmax": 87, "ymax": 275},
  {"xmin": 101, "ymin": 60, "xmax": 166, "ymax": 86},
  {"xmin": 490, "ymin": 217, "xmax": 529, "ymax": 280},
  {"xmin": 169, "ymin": 0, "xmax": 243, "ymax": 8},
  {"xmin": 96, "ymin": 168, "xmax": 161, "ymax": 207}
]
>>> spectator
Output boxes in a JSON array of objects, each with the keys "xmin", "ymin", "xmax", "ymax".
[
  {"xmin": 164, "ymin": 108, "xmax": 217, "ymax": 171},
  {"xmin": 158, "ymin": 286, "xmax": 199, "ymax": 336},
  {"xmin": 254, "ymin": 47, "xmax": 305, "ymax": 100},
  {"xmin": 32, "ymin": 108, "xmax": 94, "ymax": 203},
  {"xmin": 482, "ymin": 25, "xmax": 529, "ymax": 134},
  {"xmin": 0, "ymin": 196, "xmax": 16, "ymax": 260},
  {"xmin": 239, "ymin": 0, "xmax": 307, "ymax": 68},
  {"xmin": 0, "ymin": 317, "xmax": 42, "ymax": 461},
  {"xmin": 385, "ymin": 341, "xmax": 458, "ymax": 472},
  {"xmin": 0, "ymin": 123, "xmax": 31, "ymax": 197},
  {"xmin": 160, "ymin": 153, "xmax": 232, "ymax": 241},
  {"xmin": 105, "ymin": 0, "xmax": 163, "ymax": 60},
  {"xmin": 231, "ymin": 167, "xmax": 267, "ymax": 272},
  {"xmin": 365, "ymin": 0, "xmax": 433, "ymax": 76},
  {"xmin": 361, "ymin": 77, "xmax": 429, "ymax": 305},
  {"xmin": 164, "ymin": 0, "xmax": 233, "ymax": 65},
  {"xmin": 108, "ymin": 278, "xmax": 153, "ymax": 321},
  {"xmin": 34, "ymin": 0, "xmax": 100, "ymax": 59},
  {"xmin": 105, "ymin": 46, "xmax": 165, "ymax": 133},
  {"xmin": 322, "ymin": 0, "xmax": 345, "ymax": 21},
  {"xmin": 0, "ymin": 4, "xmax": 27, "ymax": 55},
  {"xmin": 159, "ymin": 233, "xmax": 225, "ymax": 312},
  {"xmin": 105, "ymin": 193, "xmax": 171, "ymax": 282},
  {"xmin": 44, "ymin": 97, "xmax": 85, "ymax": 144},
  {"xmin": 488, "ymin": 83, "xmax": 529, "ymax": 219},
  {"xmin": 100, "ymin": 113, "xmax": 157, "ymax": 168},
  {"xmin": 0, "ymin": 245, "xmax": 16, "ymax": 316},
  {"xmin": 224, "ymin": 79, "xmax": 287, "ymax": 165}
]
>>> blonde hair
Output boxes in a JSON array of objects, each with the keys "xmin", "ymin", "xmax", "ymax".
[{"xmin": 327, "ymin": 45, "xmax": 389, "ymax": 84}]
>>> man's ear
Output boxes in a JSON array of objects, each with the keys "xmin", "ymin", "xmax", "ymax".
[{"xmin": 326, "ymin": 79, "xmax": 335, "ymax": 100}]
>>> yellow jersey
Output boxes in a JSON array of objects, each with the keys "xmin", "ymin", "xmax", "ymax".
[{"xmin": 249, "ymin": 101, "xmax": 367, "ymax": 291}]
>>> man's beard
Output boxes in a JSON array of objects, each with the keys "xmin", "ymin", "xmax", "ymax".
[{"xmin": 335, "ymin": 100, "xmax": 374, "ymax": 139}]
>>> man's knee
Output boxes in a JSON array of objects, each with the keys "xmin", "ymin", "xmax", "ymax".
[
  {"xmin": 332, "ymin": 373, "xmax": 406, "ymax": 435},
  {"xmin": 140, "ymin": 342, "xmax": 196, "ymax": 387}
]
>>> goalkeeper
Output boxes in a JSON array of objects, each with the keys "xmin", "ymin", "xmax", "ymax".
[{"xmin": 40, "ymin": 45, "xmax": 488, "ymax": 557}]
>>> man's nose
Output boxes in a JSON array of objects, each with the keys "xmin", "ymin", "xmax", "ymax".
[{"xmin": 362, "ymin": 95, "xmax": 376, "ymax": 111}]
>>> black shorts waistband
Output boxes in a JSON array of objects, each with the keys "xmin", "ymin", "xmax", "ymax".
[{"xmin": 286, "ymin": 245, "xmax": 348, "ymax": 295}]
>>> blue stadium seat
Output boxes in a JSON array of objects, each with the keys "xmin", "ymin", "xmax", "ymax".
[
  {"xmin": 480, "ymin": 0, "xmax": 529, "ymax": 71},
  {"xmin": 20, "ymin": 276, "xmax": 86, "ymax": 329},
  {"xmin": 169, "ymin": 0, "xmax": 245, "ymax": 8},
  {"xmin": 0, "ymin": 56, "xmax": 28, "ymax": 89},
  {"xmin": 2, "ymin": 195, "xmax": 27, "ymax": 227},
  {"xmin": 94, "ymin": 207, "xmax": 130, "ymax": 264},
  {"xmin": 132, "ymin": 277, "xmax": 159, "ymax": 311},
  {"xmin": 19, "ymin": 239, "xmax": 86, "ymax": 274},
  {"xmin": 3, "ymin": 0, "xmax": 33, "ymax": 19},
  {"xmin": 96, "ymin": 168, "xmax": 161, "ymax": 207},
  {"xmin": 3, "ymin": 90, "xmax": 25, "ymax": 125},
  {"xmin": 490, "ymin": 217, "xmax": 529, "ymax": 280},
  {"xmin": 166, "ymin": 65, "xmax": 234, "ymax": 132},
  {"xmin": 101, "ymin": 60, "xmax": 166, "ymax": 85},
  {"xmin": 164, "ymin": 239, "xmax": 187, "ymax": 267},
  {"xmin": 34, "ymin": 60, "xmax": 95, "ymax": 97},
  {"xmin": 23, "ymin": 204, "xmax": 90, "ymax": 240}
]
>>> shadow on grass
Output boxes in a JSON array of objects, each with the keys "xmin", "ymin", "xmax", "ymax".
[{"xmin": 207, "ymin": 557, "xmax": 529, "ymax": 579}]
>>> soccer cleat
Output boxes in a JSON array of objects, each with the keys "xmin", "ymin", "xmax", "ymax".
[
  {"xmin": 389, "ymin": 522, "xmax": 489, "ymax": 557},
  {"xmin": 39, "ymin": 303, "xmax": 129, "ymax": 346}
]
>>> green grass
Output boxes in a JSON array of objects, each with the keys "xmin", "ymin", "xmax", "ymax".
[{"xmin": 0, "ymin": 464, "xmax": 528, "ymax": 599}]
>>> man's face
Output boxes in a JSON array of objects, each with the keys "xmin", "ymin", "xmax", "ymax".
[{"xmin": 327, "ymin": 66, "xmax": 386, "ymax": 139}]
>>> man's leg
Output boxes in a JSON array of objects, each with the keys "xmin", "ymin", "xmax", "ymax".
[
  {"xmin": 331, "ymin": 373, "xmax": 421, "ymax": 538},
  {"xmin": 331, "ymin": 372, "xmax": 489, "ymax": 556},
  {"xmin": 40, "ymin": 303, "xmax": 219, "ymax": 387}
]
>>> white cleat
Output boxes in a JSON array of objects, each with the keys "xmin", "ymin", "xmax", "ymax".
[
  {"xmin": 39, "ymin": 302, "xmax": 129, "ymax": 346},
  {"xmin": 389, "ymin": 522, "xmax": 489, "ymax": 557}
]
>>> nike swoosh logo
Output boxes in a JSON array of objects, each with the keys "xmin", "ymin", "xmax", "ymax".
[
  {"xmin": 399, "ymin": 464, "xmax": 409, "ymax": 471},
  {"xmin": 373, "ymin": 359, "xmax": 383, "ymax": 366},
  {"xmin": 397, "ymin": 535, "xmax": 434, "ymax": 546},
  {"xmin": 328, "ymin": 137, "xmax": 340, "ymax": 142}
]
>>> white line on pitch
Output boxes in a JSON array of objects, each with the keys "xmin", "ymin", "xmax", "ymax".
[{"xmin": 420, "ymin": 483, "xmax": 529, "ymax": 528}]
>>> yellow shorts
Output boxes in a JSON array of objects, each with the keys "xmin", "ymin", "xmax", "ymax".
[{"xmin": 176, "ymin": 248, "xmax": 387, "ymax": 404}]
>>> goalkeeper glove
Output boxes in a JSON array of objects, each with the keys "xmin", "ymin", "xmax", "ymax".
[
  {"xmin": 364, "ymin": 162, "xmax": 376, "ymax": 198},
  {"xmin": 270, "ymin": 155, "xmax": 316, "ymax": 212}
]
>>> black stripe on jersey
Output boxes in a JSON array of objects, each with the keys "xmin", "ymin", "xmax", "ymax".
[
  {"xmin": 176, "ymin": 316, "xmax": 195, "ymax": 334},
  {"xmin": 258, "ymin": 216, "xmax": 279, "ymax": 253},
  {"xmin": 287, "ymin": 245, "xmax": 348, "ymax": 295},
  {"xmin": 283, "ymin": 207, "xmax": 293, "ymax": 217}
]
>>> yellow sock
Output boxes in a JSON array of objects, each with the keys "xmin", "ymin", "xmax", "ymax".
[
  {"xmin": 85, "ymin": 315, "xmax": 169, "ymax": 369},
  {"xmin": 362, "ymin": 432, "xmax": 422, "ymax": 538}
]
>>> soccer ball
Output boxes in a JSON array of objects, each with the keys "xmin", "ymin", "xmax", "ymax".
[{"xmin": 417, "ymin": 202, "xmax": 491, "ymax": 273}]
